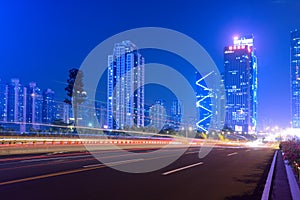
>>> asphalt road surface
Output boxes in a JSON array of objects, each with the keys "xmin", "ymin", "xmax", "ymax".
[{"xmin": 0, "ymin": 146, "xmax": 274, "ymax": 200}]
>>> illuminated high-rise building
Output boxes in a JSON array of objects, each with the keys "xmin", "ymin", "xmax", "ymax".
[
  {"xmin": 26, "ymin": 82, "xmax": 42, "ymax": 129},
  {"xmin": 291, "ymin": 29, "xmax": 300, "ymax": 128},
  {"xmin": 195, "ymin": 71, "xmax": 212, "ymax": 132},
  {"xmin": 0, "ymin": 79, "xmax": 8, "ymax": 122},
  {"xmin": 95, "ymin": 102, "xmax": 107, "ymax": 128},
  {"xmin": 170, "ymin": 99, "xmax": 182, "ymax": 131},
  {"xmin": 107, "ymin": 41, "xmax": 145, "ymax": 129},
  {"xmin": 7, "ymin": 79, "xmax": 26, "ymax": 123},
  {"xmin": 6, "ymin": 79, "xmax": 27, "ymax": 131},
  {"xmin": 149, "ymin": 99, "xmax": 167, "ymax": 130},
  {"xmin": 224, "ymin": 35, "xmax": 258, "ymax": 133},
  {"xmin": 42, "ymin": 88, "xmax": 56, "ymax": 124},
  {"xmin": 56, "ymin": 102, "xmax": 72, "ymax": 124}
]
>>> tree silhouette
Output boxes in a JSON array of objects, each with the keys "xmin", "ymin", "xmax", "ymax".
[{"xmin": 64, "ymin": 68, "xmax": 86, "ymax": 128}]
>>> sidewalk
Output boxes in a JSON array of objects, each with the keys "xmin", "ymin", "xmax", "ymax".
[{"xmin": 270, "ymin": 151, "xmax": 293, "ymax": 200}]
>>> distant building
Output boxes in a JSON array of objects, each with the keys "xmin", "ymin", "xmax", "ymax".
[
  {"xmin": 26, "ymin": 82, "xmax": 43, "ymax": 129},
  {"xmin": 195, "ymin": 71, "xmax": 212, "ymax": 132},
  {"xmin": 170, "ymin": 99, "xmax": 182, "ymax": 131},
  {"xmin": 224, "ymin": 35, "xmax": 258, "ymax": 133},
  {"xmin": 107, "ymin": 40, "xmax": 145, "ymax": 129},
  {"xmin": 0, "ymin": 79, "xmax": 8, "ymax": 122},
  {"xmin": 56, "ymin": 102, "xmax": 72, "ymax": 124},
  {"xmin": 95, "ymin": 102, "xmax": 107, "ymax": 128},
  {"xmin": 1, "ymin": 79, "xmax": 60, "ymax": 132},
  {"xmin": 291, "ymin": 29, "xmax": 300, "ymax": 128},
  {"xmin": 149, "ymin": 100, "xmax": 167, "ymax": 130},
  {"xmin": 42, "ymin": 88, "xmax": 56, "ymax": 124},
  {"xmin": 6, "ymin": 79, "xmax": 27, "ymax": 131}
]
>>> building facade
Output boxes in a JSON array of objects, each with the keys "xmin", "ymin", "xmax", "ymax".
[
  {"xmin": 6, "ymin": 79, "xmax": 27, "ymax": 131},
  {"xmin": 0, "ymin": 79, "xmax": 8, "ymax": 122},
  {"xmin": 195, "ymin": 71, "xmax": 213, "ymax": 132},
  {"xmin": 107, "ymin": 41, "xmax": 145, "ymax": 130},
  {"xmin": 291, "ymin": 29, "xmax": 300, "ymax": 128},
  {"xmin": 169, "ymin": 99, "xmax": 182, "ymax": 131},
  {"xmin": 26, "ymin": 82, "xmax": 43, "ymax": 129},
  {"xmin": 149, "ymin": 99, "xmax": 167, "ymax": 131},
  {"xmin": 42, "ymin": 88, "xmax": 56, "ymax": 124},
  {"xmin": 95, "ymin": 101, "xmax": 107, "ymax": 128},
  {"xmin": 224, "ymin": 35, "xmax": 258, "ymax": 133}
]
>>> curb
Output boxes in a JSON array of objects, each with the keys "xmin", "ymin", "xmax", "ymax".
[
  {"xmin": 284, "ymin": 159, "xmax": 300, "ymax": 200},
  {"xmin": 261, "ymin": 150, "xmax": 278, "ymax": 200}
]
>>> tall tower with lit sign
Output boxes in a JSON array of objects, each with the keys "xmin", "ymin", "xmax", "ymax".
[
  {"xmin": 291, "ymin": 29, "xmax": 300, "ymax": 128},
  {"xmin": 224, "ymin": 35, "xmax": 258, "ymax": 133}
]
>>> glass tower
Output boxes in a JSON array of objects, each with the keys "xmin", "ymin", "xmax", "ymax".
[
  {"xmin": 195, "ymin": 71, "xmax": 212, "ymax": 132},
  {"xmin": 291, "ymin": 29, "xmax": 300, "ymax": 128},
  {"xmin": 224, "ymin": 35, "xmax": 258, "ymax": 133},
  {"xmin": 0, "ymin": 79, "xmax": 8, "ymax": 122},
  {"xmin": 42, "ymin": 88, "xmax": 56, "ymax": 124},
  {"xmin": 149, "ymin": 99, "xmax": 167, "ymax": 131},
  {"xmin": 27, "ymin": 82, "xmax": 43, "ymax": 129},
  {"xmin": 107, "ymin": 41, "xmax": 145, "ymax": 130},
  {"xmin": 170, "ymin": 99, "xmax": 182, "ymax": 131}
]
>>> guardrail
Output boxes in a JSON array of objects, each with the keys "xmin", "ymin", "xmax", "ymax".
[
  {"xmin": 0, "ymin": 137, "xmax": 175, "ymax": 146},
  {"xmin": 0, "ymin": 136, "xmax": 260, "ymax": 147}
]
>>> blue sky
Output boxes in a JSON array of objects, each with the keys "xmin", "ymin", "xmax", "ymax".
[{"xmin": 1, "ymin": 0, "xmax": 300, "ymax": 129}]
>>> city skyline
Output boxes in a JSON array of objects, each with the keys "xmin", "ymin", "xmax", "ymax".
[
  {"xmin": 1, "ymin": 1, "xmax": 300, "ymax": 129},
  {"xmin": 1, "ymin": 2, "xmax": 300, "ymax": 199}
]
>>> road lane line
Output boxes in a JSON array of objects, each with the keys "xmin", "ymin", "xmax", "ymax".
[
  {"xmin": 246, "ymin": 149, "xmax": 251, "ymax": 152},
  {"xmin": 185, "ymin": 151, "xmax": 199, "ymax": 155},
  {"xmin": 0, "ymin": 166, "xmax": 106, "ymax": 186},
  {"xmin": 0, "ymin": 149, "xmax": 195, "ymax": 185},
  {"xmin": 83, "ymin": 163, "xmax": 103, "ymax": 168},
  {"xmin": 20, "ymin": 155, "xmax": 92, "ymax": 163},
  {"xmin": 162, "ymin": 162, "xmax": 204, "ymax": 176},
  {"xmin": 227, "ymin": 152, "xmax": 238, "ymax": 157},
  {"xmin": 0, "ymin": 158, "xmax": 143, "ymax": 186},
  {"xmin": 83, "ymin": 158, "xmax": 144, "ymax": 168},
  {"xmin": 0, "ymin": 149, "xmax": 181, "ymax": 172}
]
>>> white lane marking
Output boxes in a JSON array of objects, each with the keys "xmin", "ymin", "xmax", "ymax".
[
  {"xmin": 227, "ymin": 152, "xmax": 238, "ymax": 157},
  {"xmin": 47, "ymin": 151, "xmax": 65, "ymax": 155},
  {"xmin": 246, "ymin": 149, "xmax": 251, "ymax": 152},
  {"xmin": 83, "ymin": 163, "xmax": 103, "ymax": 168},
  {"xmin": 83, "ymin": 158, "xmax": 144, "ymax": 168},
  {"xmin": 20, "ymin": 155, "xmax": 92, "ymax": 163},
  {"xmin": 162, "ymin": 162, "xmax": 204, "ymax": 176},
  {"xmin": 185, "ymin": 151, "xmax": 199, "ymax": 155}
]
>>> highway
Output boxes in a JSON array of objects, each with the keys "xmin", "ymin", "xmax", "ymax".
[{"xmin": 0, "ymin": 146, "xmax": 274, "ymax": 200}]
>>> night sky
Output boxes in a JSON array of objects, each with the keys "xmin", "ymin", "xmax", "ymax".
[{"xmin": 1, "ymin": 0, "xmax": 300, "ymax": 129}]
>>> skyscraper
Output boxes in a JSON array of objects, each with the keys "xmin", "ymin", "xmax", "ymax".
[
  {"xmin": 170, "ymin": 99, "xmax": 182, "ymax": 131},
  {"xmin": 0, "ymin": 79, "xmax": 8, "ymax": 122},
  {"xmin": 7, "ymin": 79, "xmax": 25, "ymax": 122},
  {"xmin": 195, "ymin": 71, "xmax": 212, "ymax": 132},
  {"xmin": 42, "ymin": 88, "xmax": 56, "ymax": 124},
  {"xmin": 291, "ymin": 29, "xmax": 300, "ymax": 128},
  {"xmin": 149, "ymin": 99, "xmax": 167, "ymax": 131},
  {"xmin": 107, "ymin": 40, "xmax": 145, "ymax": 130},
  {"xmin": 56, "ymin": 102, "xmax": 72, "ymax": 124},
  {"xmin": 6, "ymin": 79, "xmax": 27, "ymax": 131},
  {"xmin": 224, "ymin": 35, "xmax": 258, "ymax": 133},
  {"xmin": 95, "ymin": 101, "xmax": 107, "ymax": 128},
  {"xmin": 26, "ymin": 82, "xmax": 42, "ymax": 129}
]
